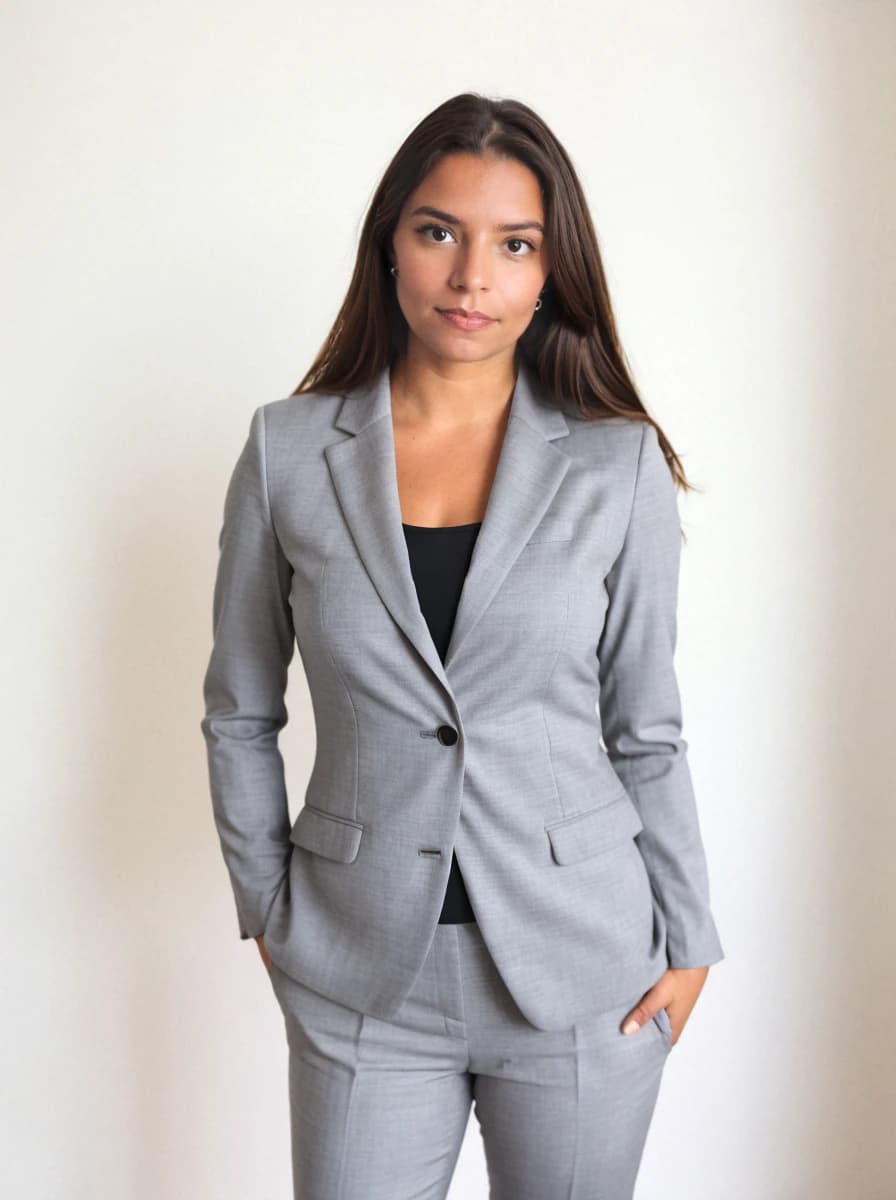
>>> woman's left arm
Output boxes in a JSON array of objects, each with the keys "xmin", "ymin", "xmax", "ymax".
[{"xmin": 596, "ymin": 422, "xmax": 725, "ymax": 1042}]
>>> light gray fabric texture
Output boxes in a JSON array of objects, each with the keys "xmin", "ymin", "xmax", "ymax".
[
  {"xmin": 266, "ymin": 920, "xmax": 672, "ymax": 1199},
  {"xmin": 200, "ymin": 361, "xmax": 725, "ymax": 1032}
]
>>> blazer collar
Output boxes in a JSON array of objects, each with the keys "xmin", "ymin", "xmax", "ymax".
[{"xmin": 324, "ymin": 361, "xmax": 571, "ymax": 692}]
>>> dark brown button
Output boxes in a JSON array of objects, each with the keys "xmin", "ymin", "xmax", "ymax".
[{"xmin": 436, "ymin": 725, "xmax": 458, "ymax": 746}]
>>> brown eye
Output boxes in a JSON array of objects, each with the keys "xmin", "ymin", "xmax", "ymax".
[
  {"xmin": 507, "ymin": 237, "xmax": 536, "ymax": 256},
  {"xmin": 415, "ymin": 223, "xmax": 456, "ymax": 244}
]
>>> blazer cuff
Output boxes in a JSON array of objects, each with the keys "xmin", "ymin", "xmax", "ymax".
[
  {"xmin": 233, "ymin": 867, "xmax": 290, "ymax": 941},
  {"xmin": 663, "ymin": 909, "xmax": 725, "ymax": 969}
]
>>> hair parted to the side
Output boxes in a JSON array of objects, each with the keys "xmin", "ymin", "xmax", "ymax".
[{"xmin": 290, "ymin": 92, "xmax": 694, "ymax": 495}]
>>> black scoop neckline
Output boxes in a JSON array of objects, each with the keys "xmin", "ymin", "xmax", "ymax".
[{"xmin": 402, "ymin": 521, "xmax": 482, "ymax": 531}]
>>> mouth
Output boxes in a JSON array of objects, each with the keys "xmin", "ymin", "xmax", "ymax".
[{"xmin": 436, "ymin": 308, "xmax": 497, "ymax": 331}]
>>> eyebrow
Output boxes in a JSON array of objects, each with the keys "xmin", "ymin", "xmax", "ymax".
[{"xmin": 409, "ymin": 205, "xmax": 544, "ymax": 235}]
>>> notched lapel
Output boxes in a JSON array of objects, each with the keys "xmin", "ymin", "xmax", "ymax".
[
  {"xmin": 325, "ymin": 406, "xmax": 451, "ymax": 692},
  {"xmin": 324, "ymin": 363, "xmax": 572, "ymax": 692}
]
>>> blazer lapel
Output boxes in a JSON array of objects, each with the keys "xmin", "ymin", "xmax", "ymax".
[{"xmin": 324, "ymin": 361, "xmax": 572, "ymax": 691}]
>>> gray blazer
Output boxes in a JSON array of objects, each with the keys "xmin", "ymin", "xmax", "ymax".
[{"xmin": 200, "ymin": 361, "xmax": 725, "ymax": 1032}]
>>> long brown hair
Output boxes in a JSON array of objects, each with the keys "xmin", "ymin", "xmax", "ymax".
[{"xmin": 290, "ymin": 92, "xmax": 694, "ymax": 495}]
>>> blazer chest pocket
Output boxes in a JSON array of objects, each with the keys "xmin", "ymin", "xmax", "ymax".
[
  {"xmin": 544, "ymin": 791, "xmax": 644, "ymax": 865},
  {"xmin": 290, "ymin": 803, "xmax": 364, "ymax": 863}
]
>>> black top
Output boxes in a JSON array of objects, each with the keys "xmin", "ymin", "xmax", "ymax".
[{"xmin": 402, "ymin": 520, "xmax": 480, "ymax": 923}]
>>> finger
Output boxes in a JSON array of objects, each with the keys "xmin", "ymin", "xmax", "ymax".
[{"xmin": 622, "ymin": 1001, "xmax": 657, "ymax": 1035}]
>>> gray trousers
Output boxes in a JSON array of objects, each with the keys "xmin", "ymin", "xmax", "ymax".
[{"xmin": 267, "ymin": 921, "xmax": 673, "ymax": 1199}]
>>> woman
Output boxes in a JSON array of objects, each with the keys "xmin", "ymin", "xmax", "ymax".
[{"xmin": 201, "ymin": 92, "xmax": 725, "ymax": 1199}]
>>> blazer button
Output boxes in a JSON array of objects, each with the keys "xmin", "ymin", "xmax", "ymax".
[{"xmin": 436, "ymin": 725, "xmax": 459, "ymax": 746}]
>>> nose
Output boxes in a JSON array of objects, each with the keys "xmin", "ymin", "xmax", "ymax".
[{"xmin": 448, "ymin": 238, "xmax": 493, "ymax": 294}]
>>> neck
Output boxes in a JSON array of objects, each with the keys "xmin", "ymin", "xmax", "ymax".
[{"xmin": 390, "ymin": 351, "xmax": 516, "ymax": 432}]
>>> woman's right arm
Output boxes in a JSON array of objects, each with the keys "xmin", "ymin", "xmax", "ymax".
[{"xmin": 200, "ymin": 404, "xmax": 296, "ymax": 943}]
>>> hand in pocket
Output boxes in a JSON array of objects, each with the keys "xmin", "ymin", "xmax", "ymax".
[{"xmin": 255, "ymin": 933, "xmax": 272, "ymax": 971}]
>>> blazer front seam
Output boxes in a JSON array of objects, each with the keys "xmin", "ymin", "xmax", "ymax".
[
  {"xmin": 318, "ymin": 554, "xmax": 361, "ymax": 822},
  {"xmin": 538, "ymin": 588, "xmax": 570, "ymax": 821}
]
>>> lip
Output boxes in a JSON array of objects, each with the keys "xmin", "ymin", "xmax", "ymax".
[{"xmin": 436, "ymin": 308, "xmax": 497, "ymax": 331}]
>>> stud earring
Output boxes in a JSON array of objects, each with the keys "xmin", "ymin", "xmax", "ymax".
[{"xmin": 390, "ymin": 265, "xmax": 398, "ymax": 277}]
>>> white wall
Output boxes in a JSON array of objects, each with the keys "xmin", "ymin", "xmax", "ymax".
[{"xmin": 3, "ymin": 1, "xmax": 894, "ymax": 1196}]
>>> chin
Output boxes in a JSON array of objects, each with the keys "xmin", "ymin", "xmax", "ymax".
[
  {"xmin": 413, "ymin": 329, "xmax": 484, "ymax": 358},
  {"xmin": 436, "ymin": 341, "xmax": 494, "ymax": 364}
]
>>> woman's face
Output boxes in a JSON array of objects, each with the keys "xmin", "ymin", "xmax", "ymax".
[{"xmin": 390, "ymin": 153, "xmax": 550, "ymax": 367}]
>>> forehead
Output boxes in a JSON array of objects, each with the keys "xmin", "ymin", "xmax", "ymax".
[{"xmin": 402, "ymin": 153, "xmax": 545, "ymax": 223}]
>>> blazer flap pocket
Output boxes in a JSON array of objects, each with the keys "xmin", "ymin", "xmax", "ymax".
[
  {"xmin": 290, "ymin": 804, "xmax": 364, "ymax": 863},
  {"xmin": 545, "ymin": 792, "xmax": 644, "ymax": 865},
  {"xmin": 526, "ymin": 518, "xmax": 573, "ymax": 544}
]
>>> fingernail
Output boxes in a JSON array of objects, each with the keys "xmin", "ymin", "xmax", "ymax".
[{"xmin": 623, "ymin": 1018, "xmax": 639, "ymax": 1034}]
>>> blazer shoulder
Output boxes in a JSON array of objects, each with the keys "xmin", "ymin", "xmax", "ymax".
[
  {"xmin": 256, "ymin": 390, "xmax": 345, "ymax": 463},
  {"xmin": 260, "ymin": 389, "xmax": 343, "ymax": 432},
  {"xmin": 253, "ymin": 390, "xmax": 345, "ymax": 503},
  {"xmin": 563, "ymin": 411, "xmax": 650, "ymax": 475}
]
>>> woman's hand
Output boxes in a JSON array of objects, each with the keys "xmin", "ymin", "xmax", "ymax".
[
  {"xmin": 255, "ymin": 933, "xmax": 272, "ymax": 970},
  {"xmin": 621, "ymin": 966, "xmax": 710, "ymax": 1046}
]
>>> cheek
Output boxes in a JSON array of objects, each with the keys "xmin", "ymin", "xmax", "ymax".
[
  {"xmin": 508, "ymin": 272, "xmax": 543, "ymax": 310},
  {"xmin": 398, "ymin": 282, "xmax": 443, "ymax": 333},
  {"xmin": 398, "ymin": 253, "xmax": 443, "ymax": 301},
  {"xmin": 494, "ymin": 294, "xmax": 540, "ymax": 338},
  {"xmin": 494, "ymin": 265, "xmax": 542, "ymax": 316}
]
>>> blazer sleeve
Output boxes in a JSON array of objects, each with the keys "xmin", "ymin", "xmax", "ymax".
[
  {"xmin": 200, "ymin": 405, "xmax": 296, "ymax": 940},
  {"xmin": 597, "ymin": 421, "xmax": 724, "ymax": 969}
]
